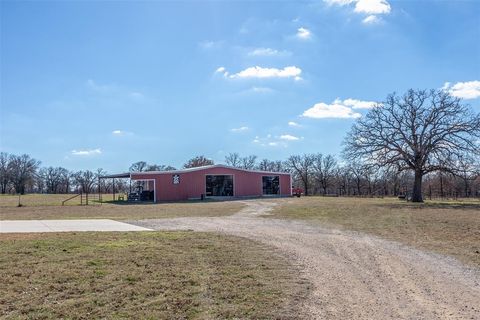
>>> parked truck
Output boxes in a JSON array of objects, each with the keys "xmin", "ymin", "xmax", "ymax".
[{"xmin": 292, "ymin": 186, "xmax": 303, "ymax": 197}]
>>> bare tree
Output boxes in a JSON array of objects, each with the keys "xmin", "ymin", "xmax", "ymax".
[
  {"xmin": 313, "ymin": 154, "xmax": 338, "ymax": 195},
  {"xmin": 240, "ymin": 155, "xmax": 257, "ymax": 169},
  {"xmin": 453, "ymin": 154, "xmax": 479, "ymax": 197},
  {"xmin": 183, "ymin": 155, "xmax": 214, "ymax": 168},
  {"xmin": 0, "ymin": 152, "xmax": 12, "ymax": 194},
  {"xmin": 8, "ymin": 154, "xmax": 41, "ymax": 194},
  {"xmin": 39, "ymin": 167, "xmax": 67, "ymax": 194},
  {"xmin": 225, "ymin": 153, "xmax": 241, "ymax": 167},
  {"xmin": 225, "ymin": 153, "xmax": 257, "ymax": 169},
  {"xmin": 348, "ymin": 162, "xmax": 366, "ymax": 196},
  {"xmin": 73, "ymin": 170, "xmax": 97, "ymax": 194},
  {"xmin": 285, "ymin": 154, "xmax": 315, "ymax": 195},
  {"xmin": 60, "ymin": 168, "xmax": 73, "ymax": 193},
  {"xmin": 146, "ymin": 164, "xmax": 176, "ymax": 171},
  {"xmin": 129, "ymin": 161, "xmax": 148, "ymax": 172},
  {"xmin": 258, "ymin": 159, "xmax": 284, "ymax": 172},
  {"xmin": 344, "ymin": 89, "xmax": 480, "ymax": 202}
]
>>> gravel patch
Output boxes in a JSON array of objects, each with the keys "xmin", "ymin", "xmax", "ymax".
[{"xmin": 127, "ymin": 200, "xmax": 480, "ymax": 319}]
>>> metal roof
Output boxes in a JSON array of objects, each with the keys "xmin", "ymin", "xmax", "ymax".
[
  {"xmin": 99, "ymin": 173, "xmax": 131, "ymax": 179},
  {"xmin": 129, "ymin": 164, "xmax": 290, "ymax": 175},
  {"xmin": 100, "ymin": 165, "xmax": 290, "ymax": 179}
]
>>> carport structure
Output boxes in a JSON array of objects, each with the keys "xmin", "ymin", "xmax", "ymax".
[{"xmin": 98, "ymin": 173, "xmax": 156, "ymax": 202}]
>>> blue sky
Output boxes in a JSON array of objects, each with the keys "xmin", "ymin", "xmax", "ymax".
[{"xmin": 1, "ymin": 0, "xmax": 479, "ymax": 172}]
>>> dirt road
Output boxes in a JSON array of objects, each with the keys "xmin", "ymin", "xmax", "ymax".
[{"xmin": 129, "ymin": 200, "xmax": 480, "ymax": 319}]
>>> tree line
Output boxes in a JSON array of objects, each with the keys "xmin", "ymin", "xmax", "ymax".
[
  {"xmin": 1, "ymin": 150, "xmax": 479, "ymax": 200},
  {"xmin": 1, "ymin": 89, "xmax": 479, "ymax": 201}
]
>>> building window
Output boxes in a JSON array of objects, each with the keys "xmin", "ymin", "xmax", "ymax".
[
  {"xmin": 263, "ymin": 176, "xmax": 280, "ymax": 195},
  {"xmin": 206, "ymin": 175, "xmax": 234, "ymax": 196}
]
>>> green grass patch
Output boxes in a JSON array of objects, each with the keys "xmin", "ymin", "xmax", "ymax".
[{"xmin": 0, "ymin": 232, "xmax": 308, "ymax": 319}]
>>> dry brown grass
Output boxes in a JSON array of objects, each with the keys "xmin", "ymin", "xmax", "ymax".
[
  {"xmin": 0, "ymin": 231, "xmax": 308, "ymax": 319},
  {"xmin": 271, "ymin": 197, "xmax": 480, "ymax": 268},
  {"xmin": 0, "ymin": 194, "xmax": 89, "ymax": 206},
  {"xmin": 0, "ymin": 200, "xmax": 244, "ymax": 220}
]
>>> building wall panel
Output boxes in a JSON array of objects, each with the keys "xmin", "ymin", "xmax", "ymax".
[{"xmin": 132, "ymin": 166, "xmax": 291, "ymax": 202}]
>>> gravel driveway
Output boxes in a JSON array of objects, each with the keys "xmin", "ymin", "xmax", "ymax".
[{"xmin": 128, "ymin": 200, "xmax": 480, "ymax": 319}]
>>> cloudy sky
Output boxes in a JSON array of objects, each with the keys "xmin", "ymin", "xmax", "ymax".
[{"xmin": 1, "ymin": 0, "xmax": 479, "ymax": 172}]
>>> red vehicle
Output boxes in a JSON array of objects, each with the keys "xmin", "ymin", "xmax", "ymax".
[{"xmin": 292, "ymin": 186, "xmax": 303, "ymax": 197}]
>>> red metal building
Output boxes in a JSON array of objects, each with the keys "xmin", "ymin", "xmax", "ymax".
[{"xmin": 126, "ymin": 164, "xmax": 292, "ymax": 202}]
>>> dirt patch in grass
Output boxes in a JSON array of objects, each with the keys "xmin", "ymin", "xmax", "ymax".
[
  {"xmin": 0, "ymin": 201, "xmax": 245, "ymax": 220},
  {"xmin": 0, "ymin": 231, "xmax": 308, "ymax": 319},
  {"xmin": 271, "ymin": 197, "xmax": 480, "ymax": 268}
]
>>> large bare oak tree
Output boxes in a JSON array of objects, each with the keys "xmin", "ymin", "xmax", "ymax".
[{"xmin": 343, "ymin": 89, "xmax": 480, "ymax": 202}]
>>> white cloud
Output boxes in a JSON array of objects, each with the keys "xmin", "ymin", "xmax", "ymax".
[
  {"xmin": 112, "ymin": 130, "xmax": 133, "ymax": 136},
  {"xmin": 253, "ymin": 134, "xmax": 301, "ymax": 147},
  {"xmin": 362, "ymin": 15, "xmax": 381, "ymax": 24},
  {"xmin": 442, "ymin": 80, "xmax": 480, "ymax": 99},
  {"xmin": 230, "ymin": 126, "xmax": 249, "ymax": 133},
  {"xmin": 228, "ymin": 66, "xmax": 302, "ymax": 80},
  {"xmin": 297, "ymin": 27, "xmax": 312, "ymax": 39},
  {"xmin": 247, "ymin": 47, "xmax": 292, "ymax": 57},
  {"xmin": 251, "ymin": 87, "xmax": 274, "ymax": 93},
  {"xmin": 288, "ymin": 121, "xmax": 301, "ymax": 127},
  {"xmin": 354, "ymin": 0, "xmax": 391, "ymax": 14},
  {"xmin": 215, "ymin": 66, "xmax": 229, "ymax": 77},
  {"xmin": 280, "ymin": 134, "xmax": 300, "ymax": 141},
  {"xmin": 343, "ymin": 98, "xmax": 377, "ymax": 109},
  {"xmin": 325, "ymin": 0, "xmax": 391, "ymax": 21},
  {"xmin": 302, "ymin": 100, "xmax": 362, "ymax": 119},
  {"xmin": 71, "ymin": 148, "xmax": 102, "ymax": 156},
  {"xmin": 248, "ymin": 48, "xmax": 280, "ymax": 56}
]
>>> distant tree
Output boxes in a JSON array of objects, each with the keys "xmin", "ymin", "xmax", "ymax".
[
  {"xmin": 0, "ymin": 152, "xmax": 12, "ymax": 194},
  {"xmin": 453, "ymin": 154, "xmax": 479, "ymax": 197},
  {"xmin": 225, "ymin": 153, "xmax": 241, "ymax": 167},
  {"xmin": 258, "ymin": 159, "xmax": 284, "ymax": 172},
  {"xmin": 8, "ymin": 154, "xmax": 40, "ymax": 195},
  {"xmin": 313, "ymin": 154, "xmax": 337, "ymax": 195},
  {"xmin": 285, "ymin": 154, "xmax": 315, "ymax": 196},
  {"xmin": 335, "ymin": 166, "xmax": 351, "ymax": 196},
  {"xmin": 183, "ymin": 155, "xmax": 214, "ymax": 168},
  {"xmin": 344, "ymin": 89, "xmax": 480, "ymax": 202},
  {"xmin": 73, "ymin": 170, "xmax": 97, "ymax": 194},
  {"xmin": 145, "ymin": 164, "xmax": 176, "ymax": 171},
  {"xmin": 39, "ymin": 166, "xmax": 67, "ymax": 194},
  {"xmin": 129, "ymin": 161, "xmax": 148, "ymax": 172},
  {"xmin": 225, "ymin": 153, "xmax": 257, "ymax": 169},
  {"xmin": 240, "ymin": 155, "xmax": 257, "ymax": 169},
  {"xmin": 60, "ymin": 168, "xmax": 73, "ymax": 193}
]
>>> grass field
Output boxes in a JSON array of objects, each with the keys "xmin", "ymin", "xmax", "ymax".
[
  {"xmin": 0, "ymin": 231, "xmax": 308, "ymax": 319},
  {"xmin": 0, "ymin": 193, "xmax": 167, "ymax": 207},
  {"xmin": 0, "ymin": 193, "xmax": 90, "ymax": 206},
  {"xmin": 271, "ymin": 197, "xmax": 480, "ymax": 267},
  {"xmin": 2, "ymin": 194, "xmax": 479, "ymax": 268},
  {"xmin": 0, "ymin": 199, "xmax": 244, "ymax": 220}
]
